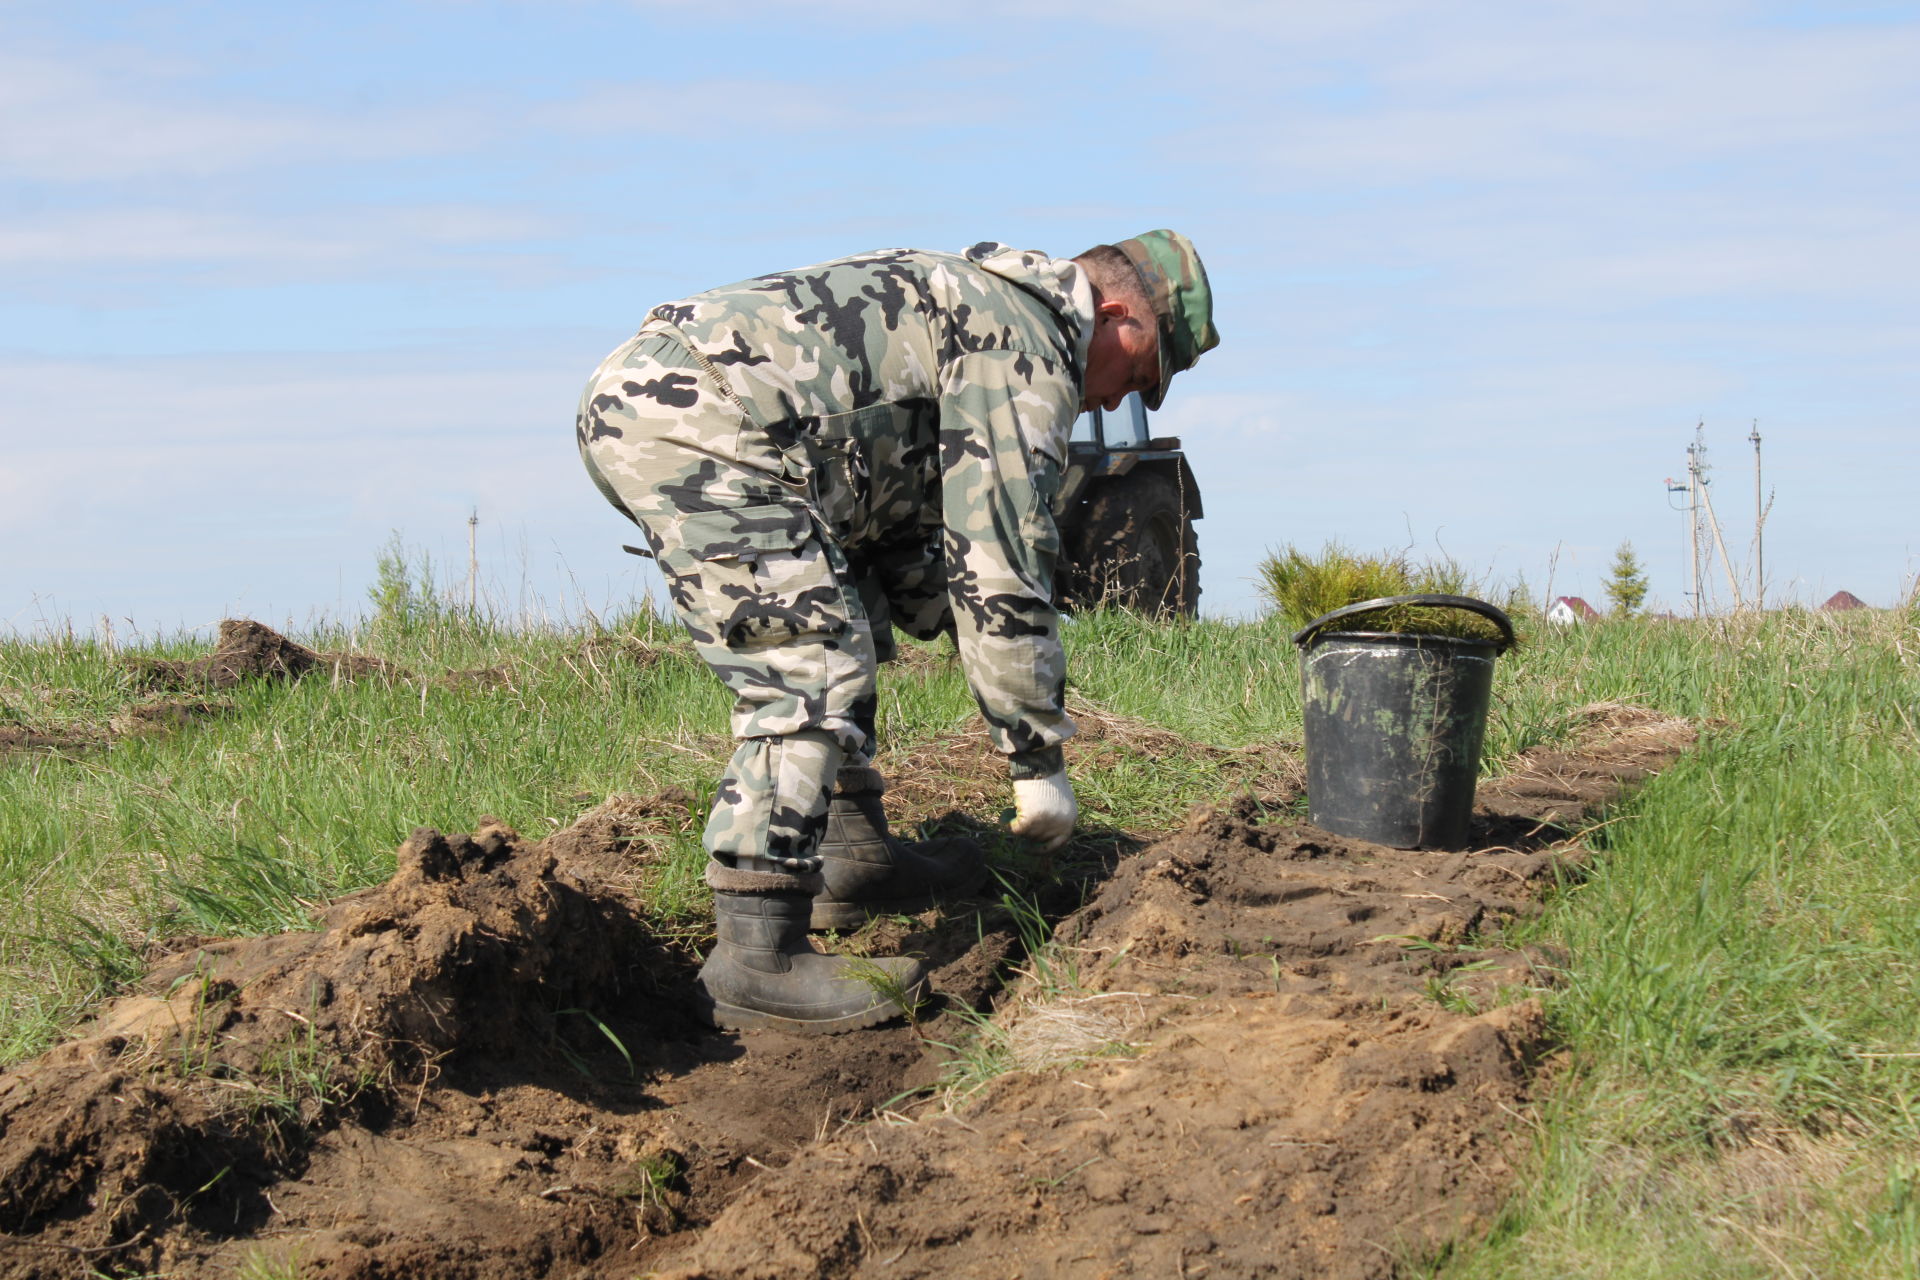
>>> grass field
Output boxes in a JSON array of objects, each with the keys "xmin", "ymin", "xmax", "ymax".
[
  {"xmin": 1428, "ymin": 607, "xmax": 1920, "ymax": 1279},
  {"xmin": 4, "ymin": 603, "xmax": 1918, "ymax": 1275}
]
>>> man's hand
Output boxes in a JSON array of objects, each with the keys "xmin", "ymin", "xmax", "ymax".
[{"xmin": 1010, "ymin": 771, "xmax": 1077, "ymax": 852}]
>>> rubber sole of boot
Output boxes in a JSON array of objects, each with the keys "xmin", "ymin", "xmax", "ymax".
[{"xmin": 691, "ymin": 975, "xmax": 930, "ymax": 1035}]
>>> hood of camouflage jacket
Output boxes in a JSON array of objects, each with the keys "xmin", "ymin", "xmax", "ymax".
[{"xmin": 961, "ymin": 242, "xmax": 1097, "ymax": 380}]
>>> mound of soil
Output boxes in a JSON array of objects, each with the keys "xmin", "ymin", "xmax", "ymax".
[
  {"xmin": 575, "ymin": 634, "xmax": 672, "ymax": 671},
  {"xmin": 5, "ymin": 621, "xmax": 392, "ymax": 762},
  {"xmin": 129, "ymin": 619, "xmax": 395, "ymax": 692},
  {"xmin": 127, "ymin": 618, "xmax": 519, "ymax": 694},
  {"xmin": 0, "ymin": 704, "xmax": 1693, "ymax": 1280},
  {"xmin": 107, "ymin": 698, "xmax": 232, "ymax": 736},
  {"xmin": 0, "ymin": 821, "xmax": 666, "ymax": 1277}
]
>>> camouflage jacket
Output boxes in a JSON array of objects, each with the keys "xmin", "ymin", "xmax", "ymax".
[{"xmin": 647, "ymin": 242, "xmax": 1094, "ymax": 765}]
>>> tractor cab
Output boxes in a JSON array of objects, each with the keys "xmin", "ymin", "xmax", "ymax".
[{"xmin": 1054, "ymin": 393, "xmax": 1204, "ymax": 617}]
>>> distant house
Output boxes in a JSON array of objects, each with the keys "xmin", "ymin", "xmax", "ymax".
[
  {"xmin": 1547, "ymin": 596, "xmax": 1601, "ymax": 626},
  {"xmin": 1821, "ymin": 590, "xmax": 1867, "ymax": 611}
]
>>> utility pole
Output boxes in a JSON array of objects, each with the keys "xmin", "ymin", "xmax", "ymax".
[
  {"xmin": 1689, "ymin": 422, "xmax": 1725, "ymax": 613},
  {"xmin": 1689, "ymin": 423, "xmax": 1707, "ymax": 612},
  {"xmin": 1666, "ymin": 473, "xmax": 1693, "ymax": 613},
  {"xmin": 467, "ymin": 508, "xmax": 479, "ymax": 613},
  {"xmin": 1698, "ymin": 465, "xmax": 1745, "ymax": 610},
  {"xmin": 1748, "ymin": 420, "xmax": 1764, "ymax": 608},
  {"xmin": 1664, "ymin": 422, "xmax": 1719, "ymax": 615}
]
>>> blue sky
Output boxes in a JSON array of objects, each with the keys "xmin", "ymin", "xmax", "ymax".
[{"xmin": 4, "ymin": 0, "xmax": 1916, "ymax": 635}]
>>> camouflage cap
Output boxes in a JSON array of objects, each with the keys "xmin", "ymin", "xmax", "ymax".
[{"xmin": 1112, "ymin": 229, "xmax": 1219, "ymax": 411}]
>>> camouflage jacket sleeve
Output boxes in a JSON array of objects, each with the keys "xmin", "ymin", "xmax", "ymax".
[{"xmin": 939, "ymin": 348, "xmax": 1078, "ymax": 771}]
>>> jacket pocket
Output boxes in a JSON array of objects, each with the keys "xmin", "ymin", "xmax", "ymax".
[{"xmin": 793, "ymin": 401, "xmax": 928, "ymax": 545}]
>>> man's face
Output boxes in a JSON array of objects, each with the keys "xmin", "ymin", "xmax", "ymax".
[{"xmin": 1081, "ymin": 301, "xmax": 1160, "ymax": 413}]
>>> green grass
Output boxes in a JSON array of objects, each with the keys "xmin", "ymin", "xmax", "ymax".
[
  {"xmin": 1424, "ymin": 606, "xmax": 1920, "ymax": 1279},
  {"xmin": 6, "ymin": 603, "xmax": 1920, "ymax": 1274},
  {"xmin": 233, "ymin": 1243, "xmax": 306, "ymax": 1280}
]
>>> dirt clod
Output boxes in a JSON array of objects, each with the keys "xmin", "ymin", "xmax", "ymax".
[{"xmin": 128, "ymin": 619, "xmax": 390, "ymax": 691}]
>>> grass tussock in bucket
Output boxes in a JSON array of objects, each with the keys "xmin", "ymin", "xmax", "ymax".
[{"xmin": 1291, "ymin": 594, "xmax": 1516, "ymax": 850}]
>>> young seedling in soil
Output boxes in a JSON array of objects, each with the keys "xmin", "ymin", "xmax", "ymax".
[
  {"xmin": 234, "ymin": 1242, "xmax": 306, "ymax": 1280},
  {"xmin": 554, "ymin": 1007, "xmax": 638, "ymax": 1081},
  {"xmin": 606, "ymin": 1144, "xmax": 690, "ymax": 1236}
]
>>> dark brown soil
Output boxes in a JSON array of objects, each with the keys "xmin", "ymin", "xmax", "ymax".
[
  {"xmin": 0, "ymin": 703, "xmax": 1692, "ymax": 1280},
  {"xmin": 129, "ymin": 619, "xmax": 399, "ymax": 692}
]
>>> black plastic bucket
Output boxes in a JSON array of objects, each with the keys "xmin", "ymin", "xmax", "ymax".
[{"xmin": 1291, "ymin": 594, "xmax": 1515, "ymax": 850}]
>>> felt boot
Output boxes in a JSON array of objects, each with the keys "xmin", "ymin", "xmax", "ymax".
[
  {"xmin": 695, "ymin": 864, "xmax": 928, "ymax": 1034},
  {"xmin": 810, "ymin": 766, "xmax": 987, "ymax": 930}
]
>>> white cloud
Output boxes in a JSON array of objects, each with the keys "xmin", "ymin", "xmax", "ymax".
[
  {"xmin": 1176, "ymin": 21, "xmax": 1920, "ymax": 186},
  {"xmin": 0, "ymin": 205, "xmax": 563, "ymax": 268},
  {"xmin": 0, "ymin": 349, "xmax": 640, "ymax": 629},
  {"xmin": 536, "ymin": 79, "xmax": 876, "ymax": 136},
  {"xmin": 0, "ymin": 51, "xmax": 477, "ymax": 183},
  {"xmin": 622, "ymin": 0, "xmax": 1422, "ymax": 35}
]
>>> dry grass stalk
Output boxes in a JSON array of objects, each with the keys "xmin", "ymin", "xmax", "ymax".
[{"xmin": 1001, "ymin": 990, "xmax": 1152, "ymax": 1072}]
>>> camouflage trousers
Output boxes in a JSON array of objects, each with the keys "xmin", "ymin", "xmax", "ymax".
[{"xmin": 577, "ymin": 325, "xmax": 925, "ymax": 881}]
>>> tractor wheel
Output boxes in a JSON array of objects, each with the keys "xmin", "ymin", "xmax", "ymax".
[{"xmin": 1057, "ymin": 468, "xmax": 1200, "ymax": 617}]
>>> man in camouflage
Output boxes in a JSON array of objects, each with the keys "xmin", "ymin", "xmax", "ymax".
[{"xmin": 577, "ymin": 231, "xmax": 1218, "ymax": 1033}]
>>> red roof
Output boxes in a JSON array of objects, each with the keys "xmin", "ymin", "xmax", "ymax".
[
  {"xmin": 1552, "ymin": 596, "xmax": 1601, "ymax": 619},
  {"xmin": 1821, "ymin": 590, "xmax": 1867, "ymax": 611}
]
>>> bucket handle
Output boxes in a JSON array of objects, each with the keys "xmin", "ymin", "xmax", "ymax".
[{"xmin": 1291, "ymin": 593, "xmax": 1516, "ymax": 653}]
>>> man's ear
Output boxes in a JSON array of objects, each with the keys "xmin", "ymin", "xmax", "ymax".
[{"xmin": 1095, "ymin": 299, "xmax": 1130, "ymax": 322}]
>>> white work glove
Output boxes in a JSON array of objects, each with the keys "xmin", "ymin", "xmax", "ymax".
[{"xmin": 1010, "ymin": 771, "xmax": 1078, "ymax": 852}]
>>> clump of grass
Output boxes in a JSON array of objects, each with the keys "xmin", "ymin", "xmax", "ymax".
[
  {"xmin": 1000, "ymin": 991, "xmax": 1150, "ymax": 1069},
  {"xmin": 933, "ymin": 891, "xmax": 1147, "ymax": 1101},
  {"xmin": 607, "ymin": 1142, "xmax": 689, "ymax": 1235},
  {"xmin": 236, "ymin": 1243, "xmax": 306, "ymax": 1280},
  {"xmin": 151, "ymin": 966, "xmax": 381, "ymax": 1152},
  {"xmin": 553, "ymin": 1007, "xmax": 638, "ymax": 1080},
  {"xmin": 366, "ymin": 529, "xmax": 447, "ymax": 636},
  {"xmin": 1257, "ymin": 541, "xmax": 1423, "ymax": 628},
  {"xmin": 836, "ymin": 955, "xmax": 931, "ymax": 1032},
  {"xmin": 1258, "ymin": 541, "xmax": 1511, "ymax": 643},
  {"xmin": 30, "ymin": 913, "xmax": 146, "ymax": 1001},
  {"xmin": 937, "ymin": 982, "xmax": 1148, "ymax": 1104}
]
